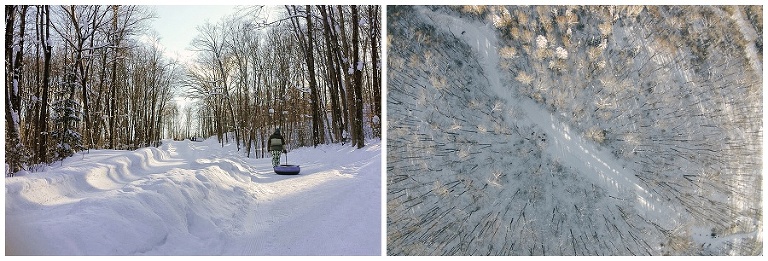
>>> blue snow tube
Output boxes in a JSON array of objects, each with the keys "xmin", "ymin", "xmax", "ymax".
[{"xmin": 274, "ymin": 164, "xmax": 301, "ymax": 175}]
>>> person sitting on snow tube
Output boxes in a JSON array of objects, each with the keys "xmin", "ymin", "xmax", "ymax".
[{"xmin": 268, "ymin": 128, "xmax": 287, "ymax": 167}]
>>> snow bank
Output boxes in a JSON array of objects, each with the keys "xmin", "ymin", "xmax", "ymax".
[{"xmin": 5, "ymin": 138, "xmax": 381, "ymax": 255}]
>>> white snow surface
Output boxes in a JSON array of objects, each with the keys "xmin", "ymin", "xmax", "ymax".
[{"xmin": 5, "ymin": 138, "xmax": 381, "ymax": 255}]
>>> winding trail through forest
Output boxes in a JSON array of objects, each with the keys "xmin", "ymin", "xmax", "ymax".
[{"xmin": 417, "ymin": 7, "xmax": 683, "ymax": 231}]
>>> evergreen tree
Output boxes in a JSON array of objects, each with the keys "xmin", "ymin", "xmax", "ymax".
[{"xmin": 50, "ymin": 68, "xmax": 84, "ymax": 161}]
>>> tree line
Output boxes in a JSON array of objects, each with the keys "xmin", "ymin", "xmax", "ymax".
[
  {"xmin": 4, "ymin": 5, "xmax": 177, "ymax": 175},
  {"xmin": 183, "ymin": 5, "xmax": 381, "ymax": 158},
  {"xmin": 5, "ymin": 5, "xmax": 381, "ymax": 175}
]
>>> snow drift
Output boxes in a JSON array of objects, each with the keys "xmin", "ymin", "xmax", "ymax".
[{"xmin": 5, "ymin": 138, "xmax": 381, "ymax": 255}]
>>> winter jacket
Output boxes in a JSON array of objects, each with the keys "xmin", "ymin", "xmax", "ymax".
[{"xmin": 268, "ymin": 131, "xmax": 285, "ymax": 152}]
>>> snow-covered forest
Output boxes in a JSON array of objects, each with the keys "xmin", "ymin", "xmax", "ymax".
[
  {"xmin": 184, "ymin": 5, "xmax": 382, "ymax": 156},
  {"xmin": 4, "ymin": 5, "xmax": 381, "ymax": 175},
  {"xmin": 387, "ymin": 6, "xmax": 761, "ymax": 255}
]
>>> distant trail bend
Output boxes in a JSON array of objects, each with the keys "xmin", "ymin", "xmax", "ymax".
[{"xmin": 417, "ymin": 7, "xmax": 684, "ymax": 231}]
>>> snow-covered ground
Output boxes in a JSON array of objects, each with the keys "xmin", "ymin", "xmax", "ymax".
[
  {"xmin": 5, "ymin": 138, "xmax": 381, "ymax": 255},
  {"xmin": 387, "ymin": 6, "xmax": 761, "ymax": 255}
]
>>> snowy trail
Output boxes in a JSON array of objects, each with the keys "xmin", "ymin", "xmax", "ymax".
[
  {"xmin": 228, "ymin": 144, "xmax": 382, "ymax": 255},
  {"xmin": 418, "ymin": 7, "xmax": 682, "ymax": 231},
  {"xmin": 5, "ymin": 138, "xmax": 381, "ymax": 255}
]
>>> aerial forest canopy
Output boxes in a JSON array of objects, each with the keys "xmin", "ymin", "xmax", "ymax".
[
  {"xmin": 4, "ymin": 5, "xmax": 382, "ymax": 175},
  {"xmin": 387, "ymin": 5, "xmax": 761, "ymax": 255}
]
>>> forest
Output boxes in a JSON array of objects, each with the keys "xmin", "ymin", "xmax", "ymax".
[
  {"xmin": 387, "ymin": 5, "xmax": 761, "ymax": 255},
  {"xmin": 4, "ymin": 5, "xmax": 381, "ymax": 175}
]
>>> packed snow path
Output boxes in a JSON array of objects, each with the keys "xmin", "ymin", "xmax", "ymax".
[
  {"xmin": 5, "ymin": 138, "xmax": 381, "ymax": 255},
  {"xmin": 417, "ymin": 7, "xmax": 684, "ymax": 234}
]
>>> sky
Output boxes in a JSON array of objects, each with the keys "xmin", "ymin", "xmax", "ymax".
[
  {"xmin": 145, "ymin": 5, "xmax": 285, "ymax": 110},
  {"xmin": 147, "ymin": 5, "xmax": 287, "ymax": 64},
  {"xmin": 144, "ymin": 5, "xmax": 244, "ymax": 110},
  {"xmin": 148, "ymin": 5, "xmax": 241, "ymax": 65}
]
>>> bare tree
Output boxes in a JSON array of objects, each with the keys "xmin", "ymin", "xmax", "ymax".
[
  {"xmin": 177, "ymin": 5, "xmax": 381, "ymax": 157},
  {"xmin": 5, "ymin": 5, "xmax": 29, "ymax": 174}
]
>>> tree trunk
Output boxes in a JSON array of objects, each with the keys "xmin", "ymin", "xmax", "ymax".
[
  {"xmin": 288, "ymin": 5, "xmax": 324, "ymax": 147},
  {"xmin": 319, "ymin": 6, "xmax": 344, "ymax": 143},
  {"xmin": 37, "ymin": 5, "xmax": 52, "ymax": 164},
  {"xmin": 351, "ymin": 6, "xmax": 365, "ymax": 149},
  {"xmin": 109, "ymin": 5, "xmax": 118, "ymax": 149},
  {"xmin": 368, "ymin": 5, "xmax": 381, "ymax": 137},
  {"xmin": 5, "ymin": 5, "xmax": 28, "ymax": 174},
  {"xmin": 334, "ymin": 6, "xmax": 353, "ymax": 144}
]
